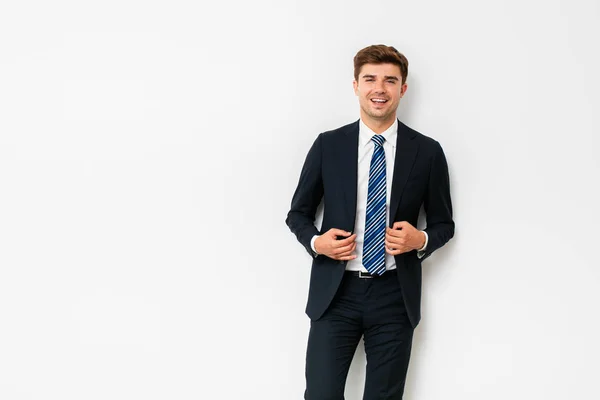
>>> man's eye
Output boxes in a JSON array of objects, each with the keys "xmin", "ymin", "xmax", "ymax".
[{"xmin": 387, "ymin": 80, "xmax": 396, "ymax": 84}]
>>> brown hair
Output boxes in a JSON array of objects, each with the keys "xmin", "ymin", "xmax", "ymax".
[{"xmin": 353, "ymin": 45, "xmax": 409, "ymax": 84}]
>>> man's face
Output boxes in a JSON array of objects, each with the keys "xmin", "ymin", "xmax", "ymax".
[{"xmin": 353, "ymin": 63, "xmax": 407, "ymax": 123}]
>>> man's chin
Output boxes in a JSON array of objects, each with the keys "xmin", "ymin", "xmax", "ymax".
[{"xmin": 366, "ymin": 110, "xmax": 392, "ymax": 121}]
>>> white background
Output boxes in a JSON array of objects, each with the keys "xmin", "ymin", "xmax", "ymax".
[{"xmin": 1, "ymin": 0, "xmax": 599, "ymax": 399}]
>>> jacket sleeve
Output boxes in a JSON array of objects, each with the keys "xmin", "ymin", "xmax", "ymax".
[
  {"xmin": 285, "ymin": 134, "xmax": 324, "ymax": 258},
  {"xmin": 419, "ymin": 141, "xmax": 455, "ymax": 261}
]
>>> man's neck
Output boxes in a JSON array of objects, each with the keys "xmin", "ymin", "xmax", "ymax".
[{"xmin": 360, "ymin": 114, "xmax": 397, "ymax": 134}]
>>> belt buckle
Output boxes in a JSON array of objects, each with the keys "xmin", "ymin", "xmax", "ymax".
[{"xmin": 358, "ymin": 271, "xmax": 374, "ymax": 279}]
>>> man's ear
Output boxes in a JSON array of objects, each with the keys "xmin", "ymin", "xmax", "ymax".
[{"xmin": 353, "ymin": 80, "xmax": 359, "ymax": 95}]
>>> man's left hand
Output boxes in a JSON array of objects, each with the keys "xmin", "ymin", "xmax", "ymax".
[{"xmin": 385, "ymin": 221, "xmax": 425, "ymax": 255}]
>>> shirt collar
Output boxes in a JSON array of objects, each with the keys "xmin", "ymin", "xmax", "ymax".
[{"xmin": 359, "ymin": 119, "xmax": 398, "ymax": 148}]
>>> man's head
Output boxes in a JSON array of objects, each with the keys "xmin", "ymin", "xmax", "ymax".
[
  {"xmin": 353, "ymin": 45, "xmax": 409, "ymax": 127},
  {"xmin": 354, "ymin": 45, "xmax": 408, "ymax": 84}
]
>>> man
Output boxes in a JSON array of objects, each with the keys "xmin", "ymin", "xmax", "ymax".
[{"xmin": 285, "ymin": 45, "xmax": 455, "ymax": 399}]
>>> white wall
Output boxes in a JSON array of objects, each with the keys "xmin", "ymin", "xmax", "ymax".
[{"xmin": 1, "ymin": 0, "xmax": 599, "ymax": 399}]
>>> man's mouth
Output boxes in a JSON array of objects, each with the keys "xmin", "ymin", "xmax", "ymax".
[{"xmin": 370, "ymin": 98, "xmax": 388, "ymax": 104}]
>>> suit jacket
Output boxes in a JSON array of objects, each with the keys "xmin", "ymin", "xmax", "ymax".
[{"xmin": 285, "ymin": 119, "xmax": 454, "ymax": 327}]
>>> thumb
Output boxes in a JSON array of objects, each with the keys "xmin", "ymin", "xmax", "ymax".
[
  {"xmin": 329, "ymin": 228, "xmax": 350, "ymax": 237},
  {"xmin": 392, "ymin": 221, "xmax": 407, "ymax": 229}
]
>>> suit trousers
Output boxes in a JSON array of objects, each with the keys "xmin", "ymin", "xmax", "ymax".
[{"xmin": 304, "ymin": 270, "xmax": 414, "ymax": 400}]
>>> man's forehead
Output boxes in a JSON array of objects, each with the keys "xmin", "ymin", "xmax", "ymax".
[{"xmin": 359, "ymin": 63, "xmax": 401, "ymax": 77}]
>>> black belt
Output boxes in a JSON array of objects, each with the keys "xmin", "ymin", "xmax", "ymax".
[{"xmin": 345, "ymin": 269, "xmax": 395, "ymax": 279}]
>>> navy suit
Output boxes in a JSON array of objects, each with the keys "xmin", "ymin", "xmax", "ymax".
[{"xmin": 286, "ymin": 119, "xmax": 454, "ymax": 399}]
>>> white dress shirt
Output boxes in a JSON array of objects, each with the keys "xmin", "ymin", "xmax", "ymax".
[{"xmin": 311, "ymin": 119, "xmax": 428, "ymax": 271}]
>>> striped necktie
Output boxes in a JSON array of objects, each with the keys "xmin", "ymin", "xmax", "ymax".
[{"xmin": 363, "ymin": 134, "xmax": 387, "ymax": 275}]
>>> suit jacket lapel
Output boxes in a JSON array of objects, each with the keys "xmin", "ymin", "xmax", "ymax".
[
  {"xmin": 340, "ymin": 121, "xmax": 360, "ymax": 230},
  {"xmin": 389, "ymin": 120, "xmax": 419, "ymax": 225}
]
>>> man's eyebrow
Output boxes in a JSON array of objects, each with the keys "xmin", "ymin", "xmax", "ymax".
[{"xmin": 361, "ymin": 74, "xmax": 400, "ymax": 81}]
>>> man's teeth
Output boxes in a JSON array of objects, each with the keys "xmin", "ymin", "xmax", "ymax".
[{"xmin": 372, "ymin": 99, "xmax": 387, "ymax": 103}]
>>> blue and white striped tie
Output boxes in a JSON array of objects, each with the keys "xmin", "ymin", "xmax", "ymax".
[{"xmin": 363, "ymin": 134, "xmax": 387, "ymax": 275}]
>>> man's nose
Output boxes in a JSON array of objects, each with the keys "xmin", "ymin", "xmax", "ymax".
[{"xmin": 374, "ymin": 80, "xmax": 386, "ymax": 93}]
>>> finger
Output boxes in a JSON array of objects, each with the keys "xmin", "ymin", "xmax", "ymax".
[
  {"xmin": 386, "ymin": 237, "xmax": 406, "ymax": 248},
  {"xmin": 338, "ymin": 242, "xmax": 357, "ymax": 255},
  {"xmin": 336, "ymin": 244, "xmax": 357, "ymax": 257},
  {"xmin": 336, "ymin": 249, "xmax": 355, "ymax": 257},
  {"xmin": 395, "ymin": 221, "xmax": 416, "ymax": 232},
  {"xmin": 386, "ymin": 247, "xmax": 401, "ymax": 255},
  {"xmin": 332, "ymin": 241, "xmax": 355, "ymax": 255},
  {"xmin": 386, "ymin": 228, "xmax": 405, "ymax": 238},
  {"xmin": 338, "ymin": 241, "xmax": 357, "ymax": 253},
  {"xmin": 386, "ymin": 241, "xmax": 409, "ymax": 251},
  {"xmin": 333, "ymin": 233, "xmax": 357, "ymax": 247},
  {"xmin": 332, "ymin": 241, "xmax": 357, "ymax": 258},
  {"xmin": 335, "ymin": 254, "xmax": 358, "ymax": 261},
  {"xmin": 386, "ymin": 246, "xmax": 409, "ymax": 255}
]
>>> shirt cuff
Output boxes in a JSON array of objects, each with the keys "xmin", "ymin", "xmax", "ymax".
[
  {"xmin": 310, "ymin": 235, "xmax": 319, "ymax": 254},
  {"xmin": 418, "ymin": 231, "xmax": 428, "ymax": 251},
  {"xmin": 417, "ymin": 231, "xmax": 428, "ymax": 259}
]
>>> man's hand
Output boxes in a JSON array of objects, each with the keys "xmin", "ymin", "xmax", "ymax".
[
  {"xmin": 385, "ymin": 221, "xmax": 425, "ymax": 256},
  {"xmin": 314, "ymin": 229, "xmax": 357, "ymax": 260}
]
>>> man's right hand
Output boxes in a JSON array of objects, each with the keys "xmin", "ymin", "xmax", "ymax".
[{"xmin": 314, "ymin": 229, "xmax": 357, "ymax": 260}]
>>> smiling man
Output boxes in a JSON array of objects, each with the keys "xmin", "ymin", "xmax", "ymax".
[{"xmin": 286, "ymin": 44, "xmax": 455, "ymax": 399}]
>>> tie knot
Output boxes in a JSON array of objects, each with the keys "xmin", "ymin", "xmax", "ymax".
[{"xmin": 371, "ymin": 134, "xmax": 385, "ymax": 147}]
